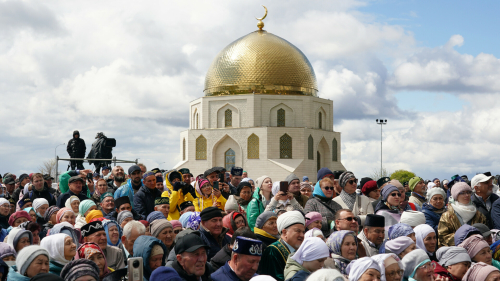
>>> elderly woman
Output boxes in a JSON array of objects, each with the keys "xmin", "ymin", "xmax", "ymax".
[
  {"xmin": 388, "ymin": 223, "xmax": 416, "ymax": 241},
  {"xmin": 375, "ymin": 184, "xmax": 402, "ymax": 236},
  {"xmin": 422, "ymin": 188, "xmax": 447, "ymax": 233},
  {"xmin": 75, "ymin": 242, "xmax": 112, "ymax": 280},
  {"xmin": 333, "ymin": 172, "xmax": 374, "ymax": 225},
  {"xmin": 193, "ymin": 178, "xmax": 226, "ymax": 212},
  {"xmin": 304, "ymin": 178, "xmax": 343, "ymax": 237},
  {"xmin": 247, "ymin": 175, "xmax": 273, "ymax": 231},
  {"xmin": 459, "ymin": 234, "xmax": 499, "ymax": 268},
  {"xmin": 346, "ymin": 257, "xmax": 381, "ymax": 281},
  {"xmin": 6, "ymin": 228, "xmax": 32, "ymax": 253},
  {"xmin": 372, "ymin": 254, "xmax": 404, "ymax": 281},
  {"xmin": 32, "ymin": 198, "xmax": 49, "ymax": 226},
  {"xmin": 402, "ymin": 249, "xmax": 434, "ymax": 281},
  {"xmin": 284, "ymin": 237, "xmax": 330, "ymax": 281},
  {"xmin": 305, "ymin": 212, "xmax": 322, "ymax": 231},
  {"xmin": 222, "ymin": 212, "xmax": 247, "ymax": 236},
  {"xmin": 103, "ymin": 220, "xmax": 122, "ymax": 248},
  {"xmin": 150, "ymin": 219, "xmax": 175, "ymax": 252},
  {"xmin": 300, "ymin": 182, "xmax": 313, "ymax": 198},
  {"xmin": 433, "ymin": 246, "xmax": 471, "ymax": 281},
  {"xmin": 463, "ymin": 262, "xmax": 500, "ymax": 281},
  {"xmin": 386, "ymin": 236, "xmax": 416, "ymax": 259},
  {"xmin": 56, "ymin": 207, "xmax": 76, "ymax": 226},
  {"xmin": 253, "ymin": 211, "xmax": 279, "ymax": 248},
  {"xmin": 65, "ymin": 196, "xmax": 80, "ymax": 216},
  {"xmin": 92, "ymin": 179, "xmax": 110, "ymax": 205},
  {"xmin": 8, "ymin": 211, "xmax": 30, "ymax": 228},
  {"xmin": 40, "ymin": 233, "xmax": 76, "ymax": 275},
  {"xmin": 50, "ymin": 222, "xmax": 80, "ymax": 249},
  {"xmin": 438, "ymin": 182, "xmax": 487, "ymax": 247},
  {"xmin": 414, "ymin": 224, "xmax": 437, "ymax": 261},
  {"xmin": 75, "ymin": 200, "xmax": 97, "ymax": 228},
  {"xmin": 325, "ymin": 230, "xmax": 357, "ymax": 275},
  {"xmin": 7, "ymin": 246, "xmax": 50, "ymax": 280}
]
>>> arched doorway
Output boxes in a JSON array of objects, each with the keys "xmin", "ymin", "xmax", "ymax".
[{"xmin": 225, "ymin": 148, "xmax": 235, "ymax": 171}]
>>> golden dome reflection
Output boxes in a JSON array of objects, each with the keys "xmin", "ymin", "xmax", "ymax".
[{"xmin": 203, "ymin": 29, "xmax": 319, "ymax": 97}]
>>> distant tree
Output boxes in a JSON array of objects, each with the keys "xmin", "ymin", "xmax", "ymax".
[
  {"xmin": 39, "ymin": 159, "xmax": 57, "ymax": 178},
  {"xmin": 390, "ymin": 170, "xmax": 416, "ymax": 184},
  {"xmin": 370, "ymin": 167, "xmax": 392, "ymax": 181}
]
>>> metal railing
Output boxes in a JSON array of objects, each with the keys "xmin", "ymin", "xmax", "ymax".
[{"xmin": 55, "ymin": 156, "xmax": 138, "ymax": 183}]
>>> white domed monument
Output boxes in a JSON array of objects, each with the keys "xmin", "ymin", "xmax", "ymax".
[{"xmin": 174, "ymin": 7, "xmax": 345, "ymax": 182}]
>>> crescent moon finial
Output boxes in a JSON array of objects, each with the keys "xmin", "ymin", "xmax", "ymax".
[{"xmin": 256, "ymin": 5, "xmax": 267, "ymax": 30}]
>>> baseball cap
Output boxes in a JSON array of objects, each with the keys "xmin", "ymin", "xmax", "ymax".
[
  {"xmin": 471, "ymin": 174, "xmax": 493, "ymax": 189},
  {"xmin": 174, "ymin": 233, "xmax": 209, "ymax": 254},
  {"xmin": 3, "ymin": 175, "xmax": 15, "ymax": 185}
]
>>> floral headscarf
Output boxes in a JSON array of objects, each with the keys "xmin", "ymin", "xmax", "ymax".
[
  {"xmin": 76, "ymin": 242, "xmax": 110, "ymax": 277},
  {"xmin": 326, "ymin": 230, "xmax": 357, "ymax": 275},
  {"xmin": 186, "ymin": 212, "xmax": 201, "ymax": 230}
]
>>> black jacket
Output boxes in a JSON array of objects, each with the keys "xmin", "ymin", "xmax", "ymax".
[
  {"xmin": 133, "ymin": 186, "xmax": 162, "ymax": 217},
  {"xmin": 209, "ymin": 245, "xmax": 231, "ymax": 271},
  {"xmin": 472, "ymin": 193, "xmax": 499, "ymax": 228},
  {"xmin": 170, "ymin": 261, "xmax": 212, "ymax": 281},
  {"xmin": 67, "ymin": 136, "xmax": 86, "ymax": 157},
  {"xmin": 56, "ymin": 190, "xmax": 88, "ymax": 208},
  {"xmin": 0, "ymin": 215, "xmax": 9, "ymax": 230},
  {"xmin": 22, "ymin": 187, "xmax": 57, "ymax": 207}
]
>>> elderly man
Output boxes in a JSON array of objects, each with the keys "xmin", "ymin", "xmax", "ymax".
[
  {"xmin": 107, "ymin": 166, "xmax": 126, "ymax": 191},
  {"xmin": 228, "ymin": 167, "xmax": 243, "ymax": 195},
  {"xmin": 56, "ymin": 176, "xmax": 88, "ymax": 207},
  {"xmin": 198, "ymin": 207, "xmax": 231, "ymax": 261},
  {"xmin": 259, "ymin": 210, "xmax": 305, "ymax": 281},
  {"xmin": 471, "ymin": 173, "xmax": 498, "ymax": 228},
  {"xmin": 154, "ymin": 197, "xmax": 170, "ymax": 220},
  {"xmin": 408, "ymin": 176, "xmax": 426, "ymax": 210},
  {"xmin": 82, "ymin": 221, "xmax": 125, "ymax": 269},
  {"xmin": 170, "ymin": 233, "xmax": 212, "ymax": 281},
  {"xmin": 121, "ymin": 220, "xmax": 146, "ymax": 260},
  {"xmin": 211, "ymin": 236, "xmax": 263, "ymax": 281},
  {"xmin": 333, "ymin": 171, "xmax": 374, "ymax": 225},
  {"xmin": 285, "ymin": 173, "xmax": 309, "ymax": 208},
  {"xmin": 114, "ymin": 165, "xmax": 143, "ymax": 208},
  {"xmin": 358, "ymin": 214, "xmax": 385, "ymax": 256},
  {"xmin": 99, "ymin": 192, "xmax": 115, "ymax": 216}
]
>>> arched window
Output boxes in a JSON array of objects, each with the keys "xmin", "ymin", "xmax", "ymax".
[
  {"xmin": 225, "ymin": 148, "xmax": 235, "ymax": 171},
  {"xmin": 332, "ymin": 138, "xmax": 338, "ymax": 161},
  {"xmin": 196, "ymin": 135, "xmax": 207, "ymax": 160},
  {"xmin": 225, "ymin": 109, "xmax": 232, "ymax": 127},
  {"xmin": 182, "ymin": 138, "xmax": 186, "ymax": 160},
  {"xmin": 317, "ymin": 151, "xmax": 321, "ymax": 172},
  {"xmin": 280, "ymin": 134, "xmax": 292, "ymax": 159},
  {"xmin": 308, "ymin": 135, "xmax": 313, "ymax": 160},
  {"xmin": 248, "ymin": 134, "xmax": 259, "ymax": 159},
  {"xmin": 196, "ymin": 113, "xmax": 199, "ymax": 129},
  {"xmin": 319, "ymin": 112, "xmax": 322, "ymax": 129},
  {"xmin": 277, "ymin": 108, "xmax": 285, "ymax": 127}
]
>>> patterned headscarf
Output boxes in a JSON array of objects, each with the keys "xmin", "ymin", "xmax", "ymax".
[
  {"xmin": 326, "ymin": 230, "xmax": 357, "ymax": 275},
  {"xmin": 186, "ymin": 212, "xmax": 201, "ymax": 230},
  {"xmin": 102, "ymin": 220, "xmax": 123, "ymax": 247},
  {"xmin": 142, "ymin": 171, "xmax": 156, "ymax": 180},
  {"xmin": 76, "ymin": 242, "xmax": 110, "ymax": 277},
  {"xmin": 44, "ymin": 206, "xmax": 60, "ymax": 223},
  {"xmin": 388, "ymin": 223, "xmax": 415, "ymax": 240}
]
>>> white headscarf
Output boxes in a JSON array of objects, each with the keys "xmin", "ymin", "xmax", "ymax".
[
  {"xmin": 307, "ymin": 269, "xmax": 347, "ymax": 281},
  {"xmin": 277, "ymin": 211, "xmax": 305, "ymax": 233},
  {"xmin": 304, "ymin": 228, "xmax": 324, "ymax": 239},
  {"xmin": 414, "ymin": 224, "xmax": 435, "ymax": 255},
  {"xmin": 399, "ymin": 211, "xmax": 425, "ymax": 227},
  {"xmin": 40, "ymin": 233, "xmax": 71, "ymax": 265},
  {"xmin": 371, "ymin": 254, "xmax": 404, "ymax": 281},
  {"xmin": 33, "ymin": 198, "xmax": 49, "ymax": 213},
  {"xmin": 291, "ymin": 237, "xmax": 329, "ymax": 265},
  {"xmin": 249, "ymin": 276, "xmax": 277, "ymax": 281},
  {"xmin": 346, "ymin": 257, "xmax": 381, "ymax": 281},
  {"xmin": 0, "ymin": 198, "xmax": 9, "ymax": 207}
]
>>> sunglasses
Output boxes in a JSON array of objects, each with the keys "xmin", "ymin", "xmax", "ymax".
[
  {"xmin": 390, "ymin": 192, "xmax": 402, "ymax": 197},
  {"xmin": 348, "ymin": 179, "xmax": 358, "ymax": 185},
  {"xmin": 338, "ymin": 217, "xmax": 357, "ymax": 222},
  {"xmin": 323, "ymin": 186, "xmax": 334, "ymax": 190},
  {"xmin": 174, "ymin": 229, "xmax": 182, "ymax": 234}
]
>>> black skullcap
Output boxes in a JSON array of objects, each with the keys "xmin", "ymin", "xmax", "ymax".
[
  {"xmin": 199, "ymin": 206, "xmax": 222, "ymax": 221},
  {"xmin": 365, "ymin": 214, "xmax": 385, "ymax": 228},
  {"xmin": 359, "ymin": 177, "xmax": 373, "ymax": 189},
  {"xmin": 236, "ymin": 182, "xmax": 252, "ymax": 196},
  {"xmin": 179, "ymin": 201, "xmax": 194, "ymax": 211},
  {"xmin": 155, "ymin": 197, "xmax": 169, "ymax": 206},
  {"xmin": 377, "ymin": 177, "xmax": 391, "ymax": 188},
  {"xmin": 114, "ymin": 196, "xmax": 131, "ymax": 210},
  {"xmin": 332, "ymin": 170, "xmax": 344, "ymax": 180}
]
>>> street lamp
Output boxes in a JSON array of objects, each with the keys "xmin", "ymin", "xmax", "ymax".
[
  {"xmin": 55, "ymin": 143, "xmax": 65, "ymax": 183},
  {"xmin": 375, "ymin": 119, "xmax": 387, "ymax": 176}
]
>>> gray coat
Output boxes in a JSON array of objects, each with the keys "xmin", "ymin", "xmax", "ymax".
[{"xmin": 304, "ymin": 196, "xmax": 342, "ymax": 237}]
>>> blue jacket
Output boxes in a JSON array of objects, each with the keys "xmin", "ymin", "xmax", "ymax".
[
  {"xmin": 422, "ymin": 203, "xmax": 445, "ymax": 233},
  {"xmin": 199, "ymin": 227, "xmax": 231, "ymax": 262},
  {"xmin": 114, "ymin": 179, "xmax": 138, "ymax": 209},
  {"xmin": 7, "ymin": 266, "xmax": 29, "ymax": 281},
  {"xmin": 133, "ymin": 235, "xmax": 168, "ymax": 281},
  {"xmin": 48, "ymin": 260, "xmax": 64, "ymax": 276},
  {"xmin": 286, "ymin": 270, "xmax": 310, "ymax": 281},
  {"xmin": 211, "ymin": 262, "xmax": 257, "ymax": 281},
  {"xmin": 133, "ymin": 185, "xmax": 162, "ymax": 217},
  {"xmin": 492, "ymin": 199, "xmax": 500, "ymax": 230}
]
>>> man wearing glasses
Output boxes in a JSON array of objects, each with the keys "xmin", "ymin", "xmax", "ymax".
[
  {"xmin": 333, "ymin": 171, "xmax": 374, "ymax": 226},
  {"xmin": 334, "ymin": 209, "xmax": 368, "ymax": 257}
]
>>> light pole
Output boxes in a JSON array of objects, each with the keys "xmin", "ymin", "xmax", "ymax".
[
  {"xmin": 375, "ymin": 119, "xmax": 387, "ymax": 176},
  {"xmin": 55, "ymin": 143, "xmax": 65, "ymax": 183}
]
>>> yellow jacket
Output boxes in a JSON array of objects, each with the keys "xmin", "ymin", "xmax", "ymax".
[
  {"xmin": 162, "ymin": 189, "xmax": 195, "ymax": 221},
  {"xmin": 194, "ymin": 194, "xmax": 227, "ymax": 212}
]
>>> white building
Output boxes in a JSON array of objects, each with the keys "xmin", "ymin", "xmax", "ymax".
[{"xmin": 174, "ymin": 21, "xmax": 345, "ymax": 182}]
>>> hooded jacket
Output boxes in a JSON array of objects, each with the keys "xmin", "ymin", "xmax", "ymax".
[
  {"xmin": 471, "ymin": 193, "xmax": 499, "ymax": 228},
  {"xmin": 134, "ymin": 185, "xmax": 162, "ymax": 217},
  {"xmin": 133, "ymin": 236, "xmax": 168, "ymax": 281},
  {"xmin": 246, "ymin": 187, "xmax": 267, "ymax": 231},
  {"xmin": 114, "ymin": 179, "xmax": 141, "ymax": 209},
  {"xmin": 437, "ymin": 205, "xmax": 486, "ymax": 247},
  {"xmin": 422, "ymin": 202, "xmax": 446, "ymax": 233}
]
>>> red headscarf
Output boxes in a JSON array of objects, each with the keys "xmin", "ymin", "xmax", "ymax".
[{"xmin": 76, "ymin": 242, "xmax": 110, "ymax": 277}]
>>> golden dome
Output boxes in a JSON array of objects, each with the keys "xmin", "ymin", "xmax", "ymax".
[{"xmin": 204, "ymin": 30, "xmax": 318, "ymax": 97}]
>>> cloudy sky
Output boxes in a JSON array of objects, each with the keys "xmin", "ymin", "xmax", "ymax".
[{"xmin": 1, "ymin": 0, "xmax": 499, "ymax": 181}]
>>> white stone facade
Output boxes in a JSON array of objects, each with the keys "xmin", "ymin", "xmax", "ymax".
[{"xmin": 174, "ymin": 94, "xmax": 345, "ymax": 182}]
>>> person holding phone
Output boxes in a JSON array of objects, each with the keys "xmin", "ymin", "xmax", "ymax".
[
  {"xmin": 193, "ymin": 178, "xmax": 227, "ymax": 212},
  {"xmin": 265, "ymin": 181, "xmax": 304, "ymax": 213},
  {"xmin": 204, "ymin": 168, "xmax": 231, "ymax": 199}
]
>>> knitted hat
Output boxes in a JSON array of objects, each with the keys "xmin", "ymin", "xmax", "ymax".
[
  {"xmin": 8, "ymin": 211, "xmax": 31, "ymax": 226},
  {"xmin": 151, "ymin": 244, "xmax": 164, "ymax": 256},
  {"xmin": 381, "ymin": 184, "xmax": 399, "ymax": 201},
  {"xmin": 78, "ymin": 200, "xmax": 96, "ymax": 216},
  {"xmin": 170, "ymin": 220, "xmax": 182, "ymax": 229},
  {"xmin": 361, "ymin": 180, "xmax": 378, "ymax": 196},
  {"xmin": 339, "ymin": 171, "xmax": 355, "ymax": 188},
  {"xmin": 147, "ymin": 211, "xmax": 166, "ymax": 224},
  {"xmin": 85, "ymin": 210, "xmax": 103, "ymax": 224},
  {"xmin": 408, "ymin": 177, "xmax": 422, "ymax": 191},
  {"xmin": 117, "ymin": 211, "xmax": 133, "ymax": 225},
  {"xmin": 61, "ymin": 259, "xmax": 100, "ymax": 281},
  {"xmin": 16, "ymin": 245, "xmax": 49, "ymax": 276},
  {"xmin": 150, "ymin": 220, "xmax": 173, "ymax": 239},
  {"xmin": 305, "ymin": 212, "xmax": 322, "ymax": 228},
  {"xmin": 200, "ymin": 207, "xmax": 222, "ymax": 221},
  {"xmin": 44, "ymin": 206, "xmax": 60, "ymax": 222},
  {"xmin": 426, "ymin": 187, "xmax": 446, "ymax": 201},
  {"xmin": 255, "ymin": 211, "xmax": 277, "ymax": 230},
  {"xmin": 225, "ymin": 195, "xmax": 239, "ymax": 212},
  {"xmin": 451, "ymin": 182, "xmax": 472, "ymax": 200}
]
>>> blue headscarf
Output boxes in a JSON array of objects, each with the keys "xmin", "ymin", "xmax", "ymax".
[
  {"xmin": 103, "ymin": 220, "xmax": 123, "ymax": 247},
  {"xmin": 312, "ymin": 181, "xmax": 325, "ymax": 197},
  {"xmin": 179, "ymin": 212, "xmax": 193, "ymax": 228},
  {"xmin": 388, "ymin": 223, "xmax": 414, "ymax": 240}
]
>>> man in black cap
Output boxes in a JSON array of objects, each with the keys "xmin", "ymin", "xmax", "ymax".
[
  {"xmin": 357, "ymin": 214, "xmax": 385, "ymax": 256},
  {"xmin": 198, "ymin": 207, "xmax": 231, "ymax": 261},
  {"xmin": 169, "ymin": 233, "xmax": 212, "ymax": 281},
  {"xmin": 114, "ymin": 165, "xmax": 143, "ymax": 209},
  {"xmin": 56, "ymin": 176, "xmax": 88, "ymax": 208},
  {"xmin": 228, "ymin": 167, "xmax": 243, "ymax": 195},
  {"xmin": 2, "ymin": 174, "xmax": 16, "ymax": 199},
  {"xmin": 211, "ymin": 236, "xmax": 263, "ymax": 281},
  {"xmin": 67, "ymin": 130, "xmax": 86, "ymax": 170},
  {"xmin": 179, "ymin": 168, "xmax": 193, "ymax": 185},
  {"xmin": 82, "ymin": 221, "xmax": 125, "ymax": 270},
  {"xmin": 332, "ymin": 170, "xmax": 344, "ymax": 196},
  {"xmin": 180, "ymin": 201, "xmax": 195, "ymax": 215},
  {"xmin": 204, "ymin": 167, "xmax": 230, "ymax": 199}
]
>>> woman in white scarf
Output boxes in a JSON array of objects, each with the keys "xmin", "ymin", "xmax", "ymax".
[
  {"xmin": 414, "ymin": 224, "xmax": 437, "ymax": 260},
  {"xmin": 437, "ymin": 182, "xmax": 487, "ymax": 247},
  {"xmin": 284, "ymin": 237, "xmax": 330, "ymax": 280},
  {"xmin": 40, "ymin": 233, "xmax": 77, "ymax": 275},
  {"xmin": 346, "ymin": 257, "xmax": 381, "ymax": 281},
  {"xmin": 371, "ymin": 254, "xmax": 404, "ymax": 281}
]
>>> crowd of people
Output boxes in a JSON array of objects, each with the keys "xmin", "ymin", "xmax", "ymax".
[{"xmin": 1, "ymin": 164, "xmax": 500, "ymax": 281}]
